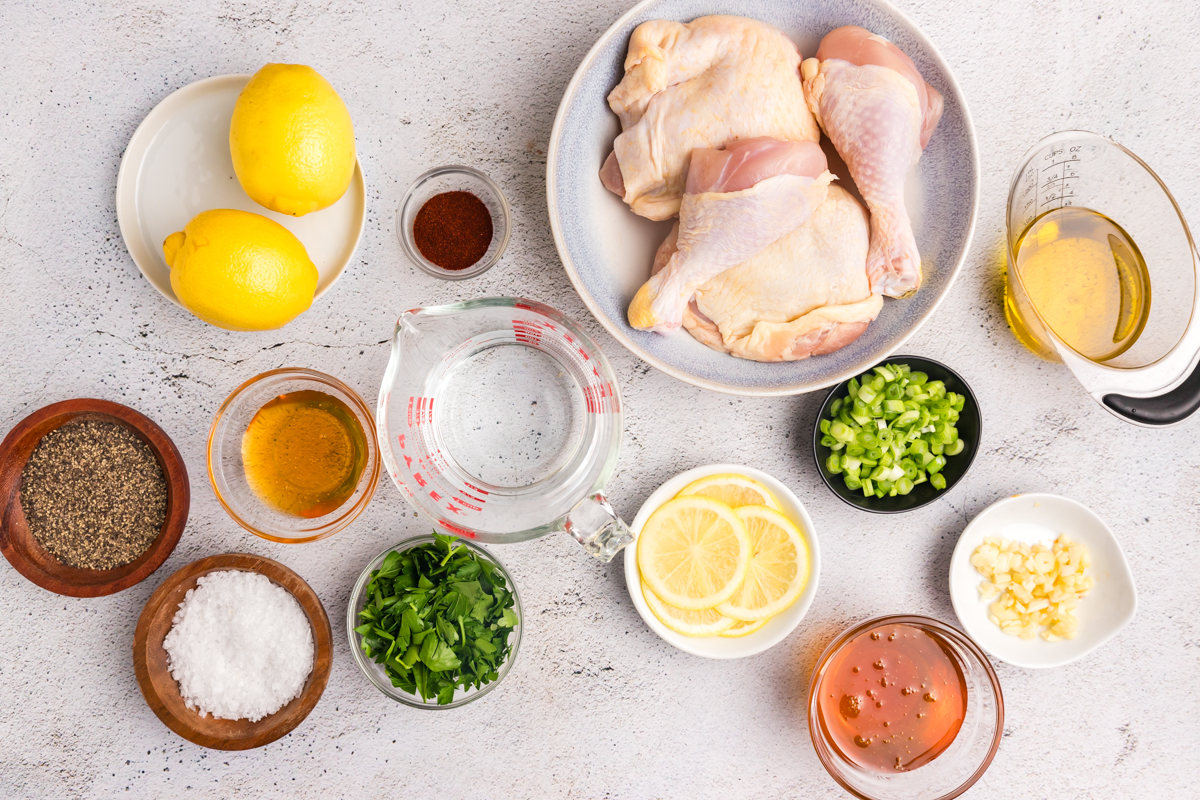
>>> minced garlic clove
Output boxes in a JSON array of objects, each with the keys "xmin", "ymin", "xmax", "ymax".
[{"xmin": 970, "ymin": 534, "xmax": 1091, "ymax": 643}]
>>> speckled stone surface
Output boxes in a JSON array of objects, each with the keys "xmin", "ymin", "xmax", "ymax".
[{"xmin": 1, "ymin": 1, "xmax": 1198, "ymax": 797}]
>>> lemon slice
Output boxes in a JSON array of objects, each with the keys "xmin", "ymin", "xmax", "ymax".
[
  {"xmin": 716, "ymin": 505, "xmax": 810, "ymax": 621},
  {"xmin": 642, "ymin": 582, "xmax": 737, "ymax": 637},
  {"xmin": 719, "ymin": 617, "xmax": 770, "ymax": 638},
  {"xmin": 676, "ymin": 473, "xmax": 781, "ymax": 511},
  {"xmin": 637, "ymin": 496, "xmax": 750, "ymax": 610}
]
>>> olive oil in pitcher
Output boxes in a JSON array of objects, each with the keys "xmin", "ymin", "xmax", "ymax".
[{"xmin": 1006, "ymin": 207, "xmax": 1151, "ymax": 362}]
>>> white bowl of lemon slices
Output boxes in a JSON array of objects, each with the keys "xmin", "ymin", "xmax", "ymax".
[{"xmin": 624, "ymin": 464, "xmax": 820, "ymax": 659}]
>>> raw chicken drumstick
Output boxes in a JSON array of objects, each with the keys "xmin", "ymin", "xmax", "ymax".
[
  {"xmin": 601, "ymin": 16, "xmax": 820, "ymax": 220},
  {"xmin": 802, "ymin": 26, "xmax": 944, "ymax": 298},
  {"xmin": 627, "ymin": 137, "xmax": 833, "ymax": 334}
]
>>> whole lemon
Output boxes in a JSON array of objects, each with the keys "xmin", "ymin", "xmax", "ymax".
[
  {"xmin": 229, "ymin": 64, "xmax": 356, "ymax": 216},
  {"xmin": 163, "ymin": 209, "xmax": 318, "ymax": 331}
]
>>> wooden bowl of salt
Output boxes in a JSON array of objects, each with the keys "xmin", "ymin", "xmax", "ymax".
[{"xmin": 133, "ymin": 553, "xmax": 333, "ymax": 750}]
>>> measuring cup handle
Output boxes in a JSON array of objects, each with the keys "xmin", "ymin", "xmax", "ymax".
[
  {"xmin": 1102, "ymin": 357, "xmax": 1200, "ymax": 426},
  {"xmin": 561, "ymin": 492, "xmax": 633, "ymax": 562}
]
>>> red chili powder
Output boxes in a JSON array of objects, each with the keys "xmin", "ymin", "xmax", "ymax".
[{"xmin": 412, "ymin": 191, "xmax": 494, "ymax": 271}]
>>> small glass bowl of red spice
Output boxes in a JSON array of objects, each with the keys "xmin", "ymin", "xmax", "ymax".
[
  {"xmin": 398, "ymin": 166, "xmax": 511, "ymax": 280},
  {"xmin": 808, "ymin": 615, "xmax": 1003, "ymax": 800}
]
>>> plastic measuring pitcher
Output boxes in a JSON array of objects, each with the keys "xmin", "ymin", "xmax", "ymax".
[
  {"xmin": 1005, "ymin": 131, "xmax": 1200, "ymax": 426},
  {"xmin": 377, "ymin": 297, "xmax": 633, "ymax": 561}
]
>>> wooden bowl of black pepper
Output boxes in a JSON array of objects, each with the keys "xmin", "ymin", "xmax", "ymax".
[{"xmin": 0, "ymin": 399, "xmax": 189, "ymax": 597}]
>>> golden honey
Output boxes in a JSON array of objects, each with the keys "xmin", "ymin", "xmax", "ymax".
[
  {"xmin": 1006, "ymin": 207, "xmax": 1151, "ymax": 362},
  {"xmin": 241, "ymin": 390, "xmax": 367, "ymax": 518},
  {"xmin": 817, "ymin": 623, "xmax": 967, "ymax": 773}
]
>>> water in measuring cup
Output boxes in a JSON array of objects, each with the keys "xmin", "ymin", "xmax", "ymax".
[
  {"xmin": 1007, "ymin": 207, "xmax": 1151, "ymax": 362},
  {"xmin": 435, "ymin": 344, "xmax": 586, "ymax": 488}
]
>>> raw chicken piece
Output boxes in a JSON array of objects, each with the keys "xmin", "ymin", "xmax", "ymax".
[
  {"xmin": 802, "ymin": 26, "xmax": 944, "ymax": 298},
  {"xmin": 653, "ymin": 185, "xmax": 883, "ymax": 361},
  {"xmin": 627, "ymin": 138, "xmax": 834, "ymax": 334},
  {"xmin": 601, "ymin": 16, "xmax": 821, "ymax": 220}
]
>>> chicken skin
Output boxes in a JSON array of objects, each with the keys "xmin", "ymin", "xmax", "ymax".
[
  {"xmin": 602, "ymin": 16, "xmax": 820, "ymax": 220},
  {"xmin": 627, "ymin": 138, "xmax": 833, "ymax": 334}
]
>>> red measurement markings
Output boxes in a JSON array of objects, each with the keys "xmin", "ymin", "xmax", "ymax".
[
  {"xmin": 582, "ymin": 381, "xmax": 619, "ymax": 413},
  {"xmin": 438, "ymin": 519, "xmax": 476, "ymax": 538},
  {"xmin": 512, "ymin": 319, "xmax": 544, "ymax": 345},
  {"xmin": 406, "ymin": 396, "xmax": 436, "ymax": 427},
  {"xmin": 463, "ymin": 480, "xmax": 490, "ymax": 496},
  {"xmin": 452, "ymin": 496, "xmax": 483, "ymax": 512},
  {"xmin": 413, "ymin": 472, "xmax": 427, "ymax": 488}
]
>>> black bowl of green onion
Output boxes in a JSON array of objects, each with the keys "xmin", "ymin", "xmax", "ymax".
[{"xmin": 812, "ymin": 356, "xmax": 981, "ymax": 513}]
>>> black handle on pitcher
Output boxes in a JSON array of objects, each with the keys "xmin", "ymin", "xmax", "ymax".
[{"xmin": 1103, "ymin": 357, "xmax": 1200, "ymax": 426}]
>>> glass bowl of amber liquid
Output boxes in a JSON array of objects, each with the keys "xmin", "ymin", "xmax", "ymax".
[
  {"xmin": 208, "ymin": 368, "xmax": 380, "ymax": 543},
  {"xmin": 808, "ymin": 615, "xmax": 1003, "ymax": 800}
]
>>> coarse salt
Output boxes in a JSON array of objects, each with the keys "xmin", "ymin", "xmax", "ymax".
[{"xmin": 163, "ymin": 570, "xmax": 314, "ymax": 722}]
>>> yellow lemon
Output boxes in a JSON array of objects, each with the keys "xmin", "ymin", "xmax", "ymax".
[
  {"xmin": 637, "ymin": 495, "xmax": 750, "ymax": 610},
  {"xmin": 641, "ymin": 582, "xmax": 736, "ymax": 637},
  {"xmin": 676, "ymin": 473, "xmax": 781, "ymax": 511},
  {"xmin": 230, "ymin": 64, "xmax": 356, "ymax": 216},
  {"xmin": 163, "ymin": 209, "xmax": 318, "ymax": 331},
  {"xmin": 718, "ymin": 617, "xmax": 770, "ymax": 638},
  {"xmin": 716, "ymin": 505, "xmax": 810, "ymax": 622}
]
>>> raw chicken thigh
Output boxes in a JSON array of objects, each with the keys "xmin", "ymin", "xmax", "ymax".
[
  {"xmin": 661, "ymin": 185, "xmax": 882, "ymax": 361},
  {"xmin": 601, "ymin": 16, "xmax": 821, "ymax": 220},
  {"xmin": 802, "ymin": 26, "xmax": 943, "ymax": 297},
  {"xmin": 627, "ymin": 138, "xmax": 833, "ymax": 334}
]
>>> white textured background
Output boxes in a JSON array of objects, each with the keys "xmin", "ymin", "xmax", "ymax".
[{"xmin": 1, "ymin": 1, "xmax": 1198, "ymax": 798}]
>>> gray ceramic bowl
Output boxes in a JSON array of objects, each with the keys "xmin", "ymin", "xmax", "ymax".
[{"xmin": 547, "ymin": 0, "xmax": 979, "ymax": 396}]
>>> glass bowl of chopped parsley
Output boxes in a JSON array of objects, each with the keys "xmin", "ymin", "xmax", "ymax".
[{"xmin": 347, "ymin": 533, "xmax": 522, "ymax": 708}]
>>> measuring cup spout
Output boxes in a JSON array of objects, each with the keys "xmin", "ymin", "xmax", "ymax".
[{"xmin": 561, "ymin": 492, "xmax": 633, "ymax": 562}]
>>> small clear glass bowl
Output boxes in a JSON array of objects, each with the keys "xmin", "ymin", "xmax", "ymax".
[
  {"xmin": 808, "ymin": 615, "xmax": 1004, "ymax": 800},
  {"xmin": 347, "ymin": 535, "xmax": 523, "ymax": 709},
  {"xmin": 397, "ymin": 165, "xmax": 511, "ymax": 280},
  {"xmin": 207, "ymin": 368, "xmax": 380, "ymax": 543}
]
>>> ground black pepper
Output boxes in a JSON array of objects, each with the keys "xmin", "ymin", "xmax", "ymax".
[
  {"xmin": 20, "ymin": 420, "xmax": 168, "ymax": 570},
  {"xmin": 412, "ymin": 190, "xmax": 494, "ymax": 271}
]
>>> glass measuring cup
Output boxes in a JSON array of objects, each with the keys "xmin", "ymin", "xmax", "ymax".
[
  {"xmin": 377, "ymin": 297, "xmax": 632, "ymax": 561},
  {"xmin": 1005, "ymin": 131, "xmax": 1200, "ymax": 426}
]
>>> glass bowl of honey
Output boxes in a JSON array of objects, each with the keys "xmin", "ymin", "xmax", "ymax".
[
  {"xmin": 808, "ymin": 615, "xmax": 1003, "ymax": 800},
  {"xmin": 208, "ymin": 368, "xmax": 380, "ymax": 543}
]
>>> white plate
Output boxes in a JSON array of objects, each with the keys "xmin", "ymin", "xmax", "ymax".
[
  {"xmin": 547, "ymin": 0, "xmax": 979, "ymax": 395},
  {"xmin": 623, "ymin": 464, "xmax": 821, "ymax": 659},
  {"xmin": 949, "ymin": 493, "xmax": 1137, "ymax": 669},
  {"xmin": 115, "ymin": 74, "xmax": 366, "ymax": 307}
]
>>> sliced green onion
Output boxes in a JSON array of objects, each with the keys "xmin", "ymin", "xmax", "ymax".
[{"xmin": 819, "ymin": 362, "xmax": 971, "ymax": 499}]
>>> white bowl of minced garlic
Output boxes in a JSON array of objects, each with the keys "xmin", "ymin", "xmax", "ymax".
[{"xmin": 949, "ymin": 493, "xmax": 1137, "ymax": 669}]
